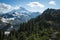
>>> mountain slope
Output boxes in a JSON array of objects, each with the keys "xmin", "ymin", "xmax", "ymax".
[
  {"xmin": 19, "ymin": 8, "xmax": 60, "ymax": 32},
  {"xmin": 1, "ymin": 8, "xmax": 60, "ymax": 40}
]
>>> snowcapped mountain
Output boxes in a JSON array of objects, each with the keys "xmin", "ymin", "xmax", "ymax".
[
  {"xmin": 0, "ymin": 7, "xmax": 40, "ymax": 24},
  {"xmin": 0, "ymin": 7, "xmax": 40, "ymax": 31}
]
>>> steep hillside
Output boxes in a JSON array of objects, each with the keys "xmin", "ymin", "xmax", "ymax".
[
  {"xmin": 0, "ymin": 8, "xmax": 60, "ymax": 40},
  {"xmin": 20, "ymin": 8, "xmax": 60, "ymax": 29}
]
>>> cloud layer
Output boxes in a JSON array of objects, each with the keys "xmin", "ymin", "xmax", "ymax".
[
  {"xmin": 0, "ymin": 1, "xmax": 57, "ymax": 13},
  {"xmin": 0, "ymin": 3, "xmax": 13, "ymax": 13},
  {"xmin": 27, "ymin": 2, "xmax": 45, "ymax": 8},
  {"xmin": 0, "ymin": 3, "xmax": 20, "ymax": 13}
]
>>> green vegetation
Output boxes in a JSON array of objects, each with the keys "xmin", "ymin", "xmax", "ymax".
[{"xmin": 0, "ymin": 8, "xmax": 60, "ymax": 40}]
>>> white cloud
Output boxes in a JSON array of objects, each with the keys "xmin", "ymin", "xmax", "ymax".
[
  {"xmin": 26, "ymin": 2, "xmax": 45, "ymax": 12},
  {"xmin": 27, "ymin": 2, "xmax": 45, "ymax": 8},
  {"xmin": 49, "ymin": 1, "xmax": 56, "ymax": 5},
  {"xmin": 0, "ymin": 3, "xmax": 20, "ymax": 13},
  {"xmin": 0, "ymin": 3, "xmax": 13, "ymax": 13}
]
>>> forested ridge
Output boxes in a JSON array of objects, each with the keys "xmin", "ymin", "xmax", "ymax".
[{"xmin": 0, "ymin": 8, "xmax": 60, "ymax": 40}]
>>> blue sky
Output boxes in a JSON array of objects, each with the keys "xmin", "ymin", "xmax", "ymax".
[{"xmin": 0, "ymin": 0, "xmax": 60, "ymax": 13}]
